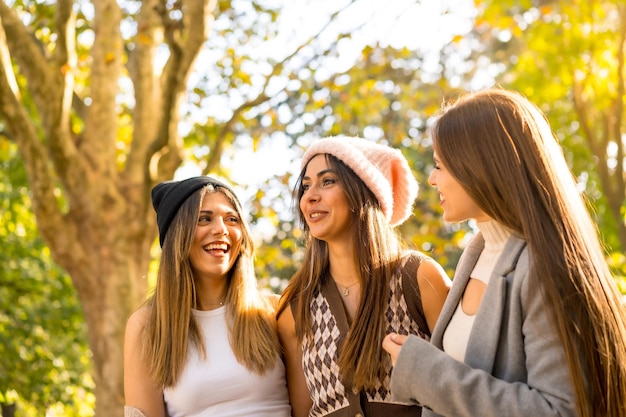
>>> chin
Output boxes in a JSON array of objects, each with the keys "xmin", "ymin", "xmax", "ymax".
[{"xmin": 442, "ymin": 213, "xmax": 459, "ymax": 223}]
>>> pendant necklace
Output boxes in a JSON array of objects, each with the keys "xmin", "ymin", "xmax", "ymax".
[
  {"xmin": 338, "ymin": 280, "xmax": 359, "ymax": 296},
  {"xmin": 203, "ymin": 298, "xmax": 225, "ymax": 309},
  {"xmin": 207, "ymin": 300, "xmax": 224, "ymax": 307}
]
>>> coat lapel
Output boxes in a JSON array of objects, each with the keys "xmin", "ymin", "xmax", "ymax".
[
  {"xmin": 430, "ymin": 234, "xmax": 485, "ymax": 348},
  {"xmin": 464, "ymin": 235, "xmax": 527, "ymax": 372}
]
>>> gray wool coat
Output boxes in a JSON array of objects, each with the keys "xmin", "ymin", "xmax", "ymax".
[{"xmin": 389, "ymin": 233, "xmax": 577, "ymax": 417}]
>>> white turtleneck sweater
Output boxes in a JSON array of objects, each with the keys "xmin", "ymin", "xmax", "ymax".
[{"xmin": 442, "ymin": 220, "xmax": 511, "ymax": 362}]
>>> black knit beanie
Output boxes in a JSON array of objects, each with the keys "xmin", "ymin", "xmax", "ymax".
[{"xmin": 151, "ymin": 176, "xmax": 237, "ymax": 247}]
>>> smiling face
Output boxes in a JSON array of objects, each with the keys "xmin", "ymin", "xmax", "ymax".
[
  {"xmin": 428, "ymin": 152, "xmax": 490, "ymax": 223},
  {"xmin": 299, "ymin": 154, "xmax": 353, "ymax": 245},
  {"xmin": 188, "ymin": 191, "xmax": 243, "ymax": 282}
]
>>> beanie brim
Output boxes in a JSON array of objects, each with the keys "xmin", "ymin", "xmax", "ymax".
[
  {"xmin": 151, "ymin": 176, "xmax": 237, "ymax": 246},
  {"xmin": 301, "ymin": 136, "xmax": 418, "ymax": 226}
]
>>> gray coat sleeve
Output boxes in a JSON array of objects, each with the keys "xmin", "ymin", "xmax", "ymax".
[{"xmin": 389, "ymin": 247, "xmax": 576, "ymax": 417}]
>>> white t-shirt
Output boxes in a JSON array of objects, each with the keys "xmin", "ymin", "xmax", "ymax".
[{"xmin": 164, "ymin": 306, "xmax": 291, "ymax": 417}]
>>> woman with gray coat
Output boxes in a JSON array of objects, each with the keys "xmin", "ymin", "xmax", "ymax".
[{"xmin": 383, "ymin": 89, "xmax": 626, "ymax": 417}]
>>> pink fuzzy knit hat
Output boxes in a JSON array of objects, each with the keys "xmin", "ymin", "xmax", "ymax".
[{"xmin": 301, "ymin": 136, "xmax": 418, "ymax": 226}]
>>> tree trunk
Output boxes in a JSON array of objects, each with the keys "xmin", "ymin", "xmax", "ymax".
[
  {"xmin": 72, "ymin": 238, "xmax": 152, "ymax": 415},
  {"xmin": 0, "ymin": 0, "xmax": 218, "ymax": 414}
]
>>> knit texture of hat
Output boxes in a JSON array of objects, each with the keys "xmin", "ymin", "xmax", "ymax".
[
  {"xmin": 301, "ymin": 136, "xmax": 418, "ymax": 226},
  {"xmin": 151, "ymin": 176, "xmax": 237, "ymax": 247}
]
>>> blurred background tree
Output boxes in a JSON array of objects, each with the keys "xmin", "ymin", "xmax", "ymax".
[
  {"xmin": 471, "ymin": 0, "xmax": 626, "ymax": 273},
  {"xmin": 0, "ymin": 0, "xmax": 623, "ymax": 415},
  {"xmin": 0, "ymin": 141, "xmax": 93, "ymax": 416}
]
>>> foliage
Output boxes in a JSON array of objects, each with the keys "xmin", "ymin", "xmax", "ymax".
[
  {"xmin": 216, "ymin": 39, "xmax": 476, "ymax": 280},
  {"xmin": 245, "ymin": 0, "xmax": 626, "ymax": 288},
  {"xmin": 0, "ymin": 140, "xmax": 93, "ymax": 415},
  {"xmin": 472, "ymin": 0, "xmax": 626, "ymax": 265}
]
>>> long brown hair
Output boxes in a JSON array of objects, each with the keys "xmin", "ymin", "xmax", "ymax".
[
  {"xmin": 142, "ymin": 184, "xmax": 280, "ymax": 388},
  {"xmin": 278, "ymin": 154, "xmax": 407, "ymax": 391},
  {"xmin": 432, "ymin": 89, "xmax": 626, "ymax": 417}
]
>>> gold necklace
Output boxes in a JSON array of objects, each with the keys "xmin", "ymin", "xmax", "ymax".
[
  {"xmin": 206, "ymin": 301, "xmax": 224, "ymax": 307},
  {"xmin": 338, "ymin": 280, "xmax": 359, "ymax": 296},
  {"xmin": 203, "ymin": 298, "xmax": 225, "ymax": 309}
]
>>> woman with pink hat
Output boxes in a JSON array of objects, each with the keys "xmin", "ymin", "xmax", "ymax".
[{"xmin": 277, "ymin": 136, "xmax": 451, "ymax": 417}]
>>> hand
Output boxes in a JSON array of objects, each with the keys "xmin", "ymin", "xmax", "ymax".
[{"xmin": 382, "ymin": 333, "xmax": 408, "ymax": 367}]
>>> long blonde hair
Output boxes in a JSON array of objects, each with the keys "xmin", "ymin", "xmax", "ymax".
[
  {"xmin": 278, "ymin": 154, "xmax": 407, "ymax": 391},
  {"xmin": 142, "ymin": 184, "xmax": 280, "ymax": 388},
  {"xmin": 432, "ymin": 89, "xmax": 626, "ymax": 417}
]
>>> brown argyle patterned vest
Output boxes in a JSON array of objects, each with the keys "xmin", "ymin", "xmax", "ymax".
[{"xmin": 301, "ymin": 252, "xmax": 429, "ymax": 417}]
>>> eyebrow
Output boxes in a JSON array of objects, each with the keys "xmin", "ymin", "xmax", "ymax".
[
  {"xmin": 303, "ymin": 168, "xmax": 337, "ymax": 181},
  {"xmin": 198, "ymin": 209, "xmax": 238, "ymax": 216}
]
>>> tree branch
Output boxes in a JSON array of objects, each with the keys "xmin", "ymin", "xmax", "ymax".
[
  {"xmin": 80, "ymin": 0, "xmax": 122, "ymax": 183},
  {"xmin": 125, "ymin": 0, "xmax": 163, "ymax": 184},
  {"xmin": 0, "ymin": 2, "xmax": 56, "ymax": 111},
  {"xmin": 147, "ymin": 0, "xmax": 217, "ymax": 182},
  {"xmin": 46, "ymin": 0, "xmax": 84, "ymax": 192},
  {"xmin": 0, "ymin": 1, "xmax": 88, "ymax": 205},
  {"xmin": 0, "ymin": 21, "xmax": 66, "ymax": 252},
  {"xmin": 611, "ymin": 4, "xmax": 625, "ymax": 202},
  {"xmin": 204, "ymin": 0, "xmax": 362, "ymax": 173},
  {"xmin": 610, "ymin": 4, "xmax": 626, "ymax": 248}
]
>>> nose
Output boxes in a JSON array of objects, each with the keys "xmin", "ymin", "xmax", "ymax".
[
  {"xmin": 210, "ymin": 217, "xmax": 228, "ymax": 236},
  {"xmin": 428, "ymin": 169, "xmax": 437, "ymax": 186},
  {"xmin": 303, "ymin": 186, "xmax": 320, "ymax": 203},
  {"xmin": 300, "ymin": 188, "xmax": 319, "ymax": 215}
]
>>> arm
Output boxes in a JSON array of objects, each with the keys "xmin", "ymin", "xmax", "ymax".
[
  {"xmin": 388, "ymin": 268, "xmax": 576, "ymax": 417},
  {"xmin": 416, "ymin": 258, "xmax": 451, "ymax": 333},
  {"xmin": 124, "ymin": 308, "xmax": 167, "ymax": 417},
  {"xmin": 277, "ymin": 305, "xmax": 312, "ymax": 417}
]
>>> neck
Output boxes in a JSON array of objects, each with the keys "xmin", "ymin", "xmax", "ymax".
[
  {"xmin": 329, "ymin": 261, "xmax": 360, "ymax": 300},
  {"xmin": 476, "ymin": 220, "xmax": 511, "ymax": 248},
  {"xmin": 470, "ymin": 220, "xmax": 511, "ymax": 282},
  {"xmin": 195, "ymin": 278, "xmax": 228, "ymax": 311},
  {"xmin": 327, "ymin": 250, "xmax": 359, "ymax": 287}
]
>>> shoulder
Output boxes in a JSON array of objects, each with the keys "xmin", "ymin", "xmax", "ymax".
[
  {"xmin": 124, "ymin": 307, "xmax": 151, "ymax": 367},
  {"xmin": 417, "ymin": 256, "xmax": 448, "ymax": 278},
  {"xmin": 126, "ymin": 306, "xmax": 150, "ymax": 338},
  {"xmin": 127, "ymin": 306, "xmax": 150, "ymax": 325},
  {"xmin": 415, "ymin": 255, "xmax": 451, "ymax": 290},
  {"xmin": 263, "ymin": 292, "xmax": 281, "ymax": 313},
  {"xmin": 276, "ymin": 297, "xmax": 296, "ymax": 337}
]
